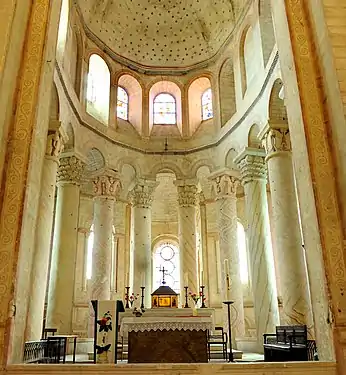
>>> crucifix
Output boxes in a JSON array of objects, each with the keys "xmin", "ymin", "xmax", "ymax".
[{"xmin": 157, "ymin": 266, "xmax": 168, "ymax": 285}]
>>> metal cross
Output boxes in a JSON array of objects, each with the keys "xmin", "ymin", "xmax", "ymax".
[{"xmin": 157, "ymin": 266, "xmax": 167, "ymax": 285}]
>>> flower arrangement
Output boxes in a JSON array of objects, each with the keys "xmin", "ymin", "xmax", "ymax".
[
  {"xmin": 189, "ymin": 291, "xmax": 206, "ymax": 305},
  {"xmin": 125, "ymin": 292, "xmax": 140, "ymax": 307}
]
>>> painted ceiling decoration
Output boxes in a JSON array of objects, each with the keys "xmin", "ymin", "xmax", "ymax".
[{"xmin": 75, "ymin": 0, "xmax": 248, "ymax": 68}]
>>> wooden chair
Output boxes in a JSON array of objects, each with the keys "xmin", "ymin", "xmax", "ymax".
[
  {"xmin": 43, "ymin": 328, "xmax": 57, "ymax": 339},
  {"xmin": 207, "ymin": 327, "xmax": 228, "ymax": 361}
]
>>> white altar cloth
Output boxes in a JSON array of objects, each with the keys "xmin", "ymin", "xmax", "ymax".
[{"xmin": 120, "ymin": 316, "xmax": 214, "ymax": 336}]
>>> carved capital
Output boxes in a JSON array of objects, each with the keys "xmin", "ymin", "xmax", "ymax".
[
  {"xmin": 57, "ymin": 156, "xmax": 85, "ymax": 185},
  {"xmin": 176, "ymin": 184, "xmax": 198, "ymax": 207},
  {"xmin": 213, "ymin": 175, "xmax": 239, "ymax": 200},
  {"xmin": 234, "ymin": 148, "xmax": 267, "ymax": 185},
  {"xmin": 262, "ymin": 127, "xmax": 291, "ymax": 155},
  {"xmin": 132, "ymin": 179, "xmax": 158, "ymax": 208},
  {"xmin": 93, "ymin": 171, "xmax": 121, "ymax": 199},
  {"xmin": 46, "ymin": 130, "xmax": 64, "ymax": 159}
]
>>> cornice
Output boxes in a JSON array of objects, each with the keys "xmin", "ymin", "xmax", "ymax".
[{"xmin": 55, "ymin": 52, "xmax": 279, "ymax": 156}]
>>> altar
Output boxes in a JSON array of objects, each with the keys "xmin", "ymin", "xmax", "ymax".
[{"xmin": 119, "ymin": 309, "xmax": 214, "ymax": 363}]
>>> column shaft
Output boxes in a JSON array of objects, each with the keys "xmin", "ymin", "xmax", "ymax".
[
  {"xmin": 176, "ymin": 182, "xmax": 198, "ymax": 293},
  {"xmin": 46, "ymin": 156, "xmax": 84, "ymax": 334},
  {"xmin": 131, "ymin": 180, "xmax": 157, "ymax": 307},
  {"xmin": 214, "ymin": 175, "xmax": 245, "ymax": 341},
  {"xmin": 26, "ymin": 129, "xmax": 64, "ymax": 340},
  {"xmin": 263, "ymin": 126, "xmax": 314, "ymax": 331},
  {"xmin": 235, "ymin": 149, "xmax": 279, "ymax": 350},
  {"xmin": 91, "ymin": 198, "xmax": 114, "ymax": 301}
]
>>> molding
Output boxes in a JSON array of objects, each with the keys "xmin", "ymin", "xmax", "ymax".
[{"xmin": 55, "ymin": 52, "xmax": 279, "ymax": 155}]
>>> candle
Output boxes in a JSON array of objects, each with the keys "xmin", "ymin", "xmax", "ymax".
[
  {"xmin": 224, "ymin": 259, "xmax": 229, "ymax": 278},
  {"xmin": 125, "ymin": 272, "xmax": 129, "ymax": 287},
  {"xmin": 141, "ymin": 273, "xmax": 145, "ymax": 286},
  {"xmin": 201, "ymin": 271, "xmax": 204, "ymax": 286},
  {"xmin": 184, "ymin": 272, "xmax": 189, "ymax": 286}
]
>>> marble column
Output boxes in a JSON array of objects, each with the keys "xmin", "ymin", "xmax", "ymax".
[
  {"xmin": 260, "ymin": 124, "xmax": 314, "ymax": 331},
  {"xmin": 234, "ymin": 148, "xmax": 279, "ymax": 350},
  {"xmin": 26, "ymin": 124, "xmax": 65, "ymax": 340},
  {"xmin": 91, "ymin": 170, "xmax": 121, "ymax": 301},
  {"xmin": 131, "ymin": 179, "xmax": 158, "ymax": 307},
  {"xmin": 212, "ymin": 172, "xmax": 245, "ymax": 342},
  {"xmin": 175, "ymin": 180, "xmax": 199, "ymax": 293},
  {"xmin": 46, "ymin": 154, "xmax": 85, "ymax": 334}
]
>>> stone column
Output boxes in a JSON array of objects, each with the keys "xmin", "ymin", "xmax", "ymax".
[
  {"xmin": 91, "ymin": 170, "xmax": 121, "ymax": 301},
  {"xmin": 199, "ymin": 193, "xmax": 209, "ymax": 303},
  {"xmin": 234, "ymin": 148, "xmax": 279, "ymax": 350},
  {"xmin": 212, "ymin": 172, "xmax": 245, "ymax": 342},
  {"xmin": 175, "ymin": 180, "xmax": 199, "ymax": 293},
  {"xmin": 46, "ymin": 155, "xmax": 85, "ymax": 334},
  {"xmin": 260, "ymin": 124, "xmax": 314, "ymax": 331},
  {"xmin": 131, "ymin": 179, "xmax": 158, "ymax": 307},
  {"xmin": 25, "ymin": 124, "xmax": 65, "ymax": 340}
]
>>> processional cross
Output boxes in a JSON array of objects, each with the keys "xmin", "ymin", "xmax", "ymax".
[{"xmin": 157, "ymin": 266, "xmax": 168, "ymax": 285}]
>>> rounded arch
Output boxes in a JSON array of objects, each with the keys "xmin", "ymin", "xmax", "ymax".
[
  {"xmin": 188, "ymin": 77, "xmax": 213, "ymax": 135},
  {"xmin": 239, "ymin": 24, "xmax": 251, "ymax": 96},
  {"xmin": 56, "ymin": 0, "xmax": 70, "ymax": 60},
  {"xmin": 190, "ymin": 158, "xmax": 215, "ymax": 178},
  {"xmin": 148, "ymin": 161, "xmax": 184, "ymax": 180},
  {"xmin": 117, "ymin": 74, "xmax": 143, "ymax": 134},
  {"xmin": 85, "ymin": 148, "xmax": 106, "ymax": 173},
  {"xmin": 225, "ymin": 148, "xmax": 237, "ymax": 169},
  {"xmin": 268, "ymin": 78, "xmax": 288, "ymax": 124},
  {"xmin": 152, "ymin": 234, "xmax": 179, "ymax": 252},
  {"xmin": 219, "ymin": 58, "xmax": 236, "ymax": 126},
  {"xmin": 248, "ymin": 124, "xmax": 261, "ymax": 148},
  {"xmin": 149, "ymin": 80, "xmax": 182, "ymax": 133},
  {"xmin": 86, "ymin": 53, "xmax": 111, "ymax": 125},
  {"xmin": 115, "ymin": 157, "xmax": 141, "ymax": 178}
]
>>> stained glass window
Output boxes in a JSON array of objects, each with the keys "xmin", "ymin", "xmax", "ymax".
[
  {"xmin": 117, "ymin": 86, "xmax": 129, "ymax": 120},
  {"xmin": 201, "ymin": 88, "xmax": 213, "ymax": 120},
  {"xmin": 153, "ymin": 243, "xmax": 180, "ymax": 293},
  {"xmin": 153, "ymin": 93, "xmax": 177, "ymax": 125}
]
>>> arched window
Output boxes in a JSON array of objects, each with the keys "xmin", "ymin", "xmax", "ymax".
[
  {"xmin": 86, "ymin": 225, "xmax": 94, "ymax": 280},
  {"xmin": 86, "ymin": 54, "xmax": 110, "ymax": 125},
  {"xmin": 56, "ymin": 0, "xmax": 69, "ymax": 58},
  {"xmin": 117, "ymin": 86, "xmax": 129, "ymax": 120},
  {"xmin": 153, "ymin": 243, "xmax": 180, "ymax": 293},
  {"xmin": 153, "ymin": 93, "xmax": 176, "ymax": 125},
  {"xmin": 201, "ymin": 88, "xmax": 213, "ymax": 120},
  {"xmin": 237, "ymin": 222, "xmax": 249, "ymax": 284}
]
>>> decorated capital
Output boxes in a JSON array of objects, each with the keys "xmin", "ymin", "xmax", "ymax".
[
  {"xmin": 213, "ymin": 174, "xmax": 239, "ymax": 200},
  {"xmin": 93, "ymin": 170, "xmax": 121, "ymax": 199},
  {"xmin": 234, "ymin": 148, "xmax": 267, "ymax": 185},
  {"xmin": 259, "ymin": 124, "xmax": 291, "ymax": 156},
  {"xmin": 57, "ymin": 155, "xmax": 85, "ymax": 185},
  {"xmin": 176, "ymin": 183, "xmax": 198, "ymax": 207},
  {"xmin": 132, "ymin": 179, "xmax": 158, "ymax": 208}
]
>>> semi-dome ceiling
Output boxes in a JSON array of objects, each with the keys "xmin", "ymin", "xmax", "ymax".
[{"xmin": 76, "ymin": 0, "xmax": 246, "ymax": 68}]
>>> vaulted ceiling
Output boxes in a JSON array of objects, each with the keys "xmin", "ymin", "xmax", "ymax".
[{"xmin": 76, "ymin": 0, "xmax": 247, "ymax": 68}]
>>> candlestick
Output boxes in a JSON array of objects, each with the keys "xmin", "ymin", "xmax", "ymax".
[
  {"xmin": 200, "ymin": 285, "xmax": 206, "ymax": 308},
  {"xmin": 184, "ymin": 286, "xmax": 189, "ymax": 308},
  {"xmin": 223, "ymin": 301, "xmax": 234, "ymax": 362},
  {"xmin": 125, "ymin": 286, "xmax": 130, "ymax": 309},
  {"xmin": 140, "ymin": 286, "xmax": 145, "ymax": 309}
]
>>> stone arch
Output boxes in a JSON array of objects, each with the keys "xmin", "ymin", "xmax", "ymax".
[
  {"xmin": 219, "ymin": 58, "xmax": 237, "ymax": 127},
  {"xmin": 187, "ymin": 76, "xmax": 213, "ymax": 135},
  {"xmin": 268, "ymin": 78, "xmax": 288, "ymax": 124},
  {"xmin": 152, "ymin": 234, "xmax": 179, "ymax": 252},
  {"xmin": 258, "ymin": 0, "xmax": 276, "ymax": 67},
  {"xmin": 239, "ymin": 24, "xmax": 251, "ymax": 96},
  {"xmin": 115, "ymin": 157, "xmax": 141, "ymax": 178},
  {"xmin": 84, "ymin": 148, "xmax": 105, "ymax": 173},
  {"xmin": 196, "ymin": 165, "xmax": 213, "ymax": 200},
  {"xmin": 248, "ymin": 124, "xmax": 261, "ymax": 148},
  {"xmin": 148, "ymin": 161, "xmax": 184, "ymax": 180},
  {"xmin": 190, "ymin": 159, "xmax": 215, "ymax": 178},
  {"xmin": 225, "ymin": 148, "xmax": 237, "ymax": 169}
]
